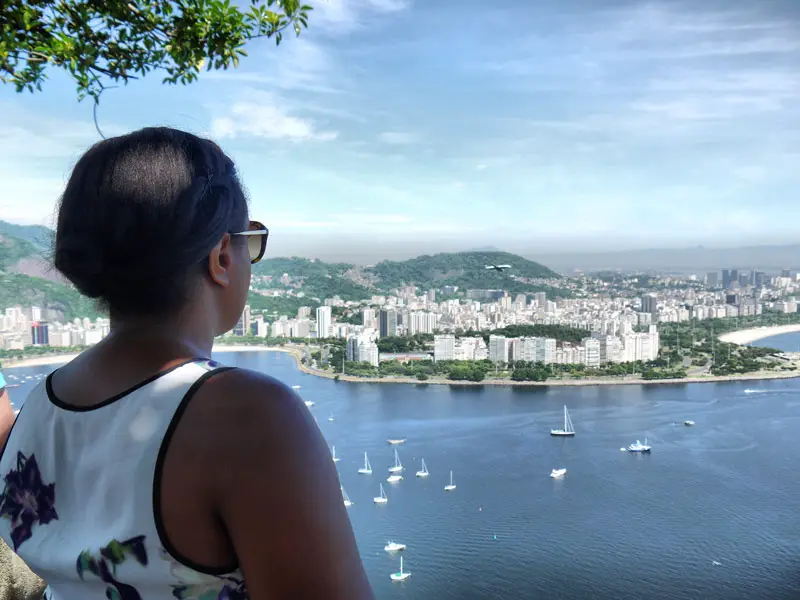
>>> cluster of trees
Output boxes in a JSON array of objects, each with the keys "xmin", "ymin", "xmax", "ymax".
[
  {"xmin": 246, "ymin": 293, "xmax": 320, "ymax": 317},
  {"xmin": 0, "ymin": 344, "xmax": 86, "ymax": 366},
  {"xmin": 376, "ymin": 334, "xmax": 432, "ymax": 353},
  {"xmin": 458, "ymin": 323, "xmax": 589, "ymax": 346}
]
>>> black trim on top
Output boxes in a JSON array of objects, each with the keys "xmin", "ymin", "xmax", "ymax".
[
  {"xmin": 46, "ymin": 358, "xmax": 203, "ymax": 412},
  {"xmin": 153, "ymin": 366, "xmax": 240, "ymax": 576}
]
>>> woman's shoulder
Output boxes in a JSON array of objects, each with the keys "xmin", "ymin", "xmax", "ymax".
[{"xmin": 176, "ymin": 367, "xmax": 314, "ymax": 459}]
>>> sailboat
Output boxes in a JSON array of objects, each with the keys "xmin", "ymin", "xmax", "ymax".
[
  {"xmin": 341, "ymin": 486, "xmax": 353, "ymax": 507},
  {"xmin": 444, "ymin": 470, "xmax": 456, "ymax": 491},
  {"xmin": 331, "ymin": 445, "xmax": 340, "ymax": 462},
  {"xmin": 388, "ymin": 448, "xmax": 403, "ymax": 473},
  {"xmin": 374, "ymin": 483, "xmax": 388, "ymax": 504},
  {"xmin": 390, "ymin": 556, "xmax": 411, "ymax": 582},
  {"xmin": 387, "ymin": 438, "xmax": 406, "ymax": 445},
  {"xmin": 358, "ymin": 452, "xmax": 373, "ymax": 475},
  {"xmin": 328, "ymin": 413, "xmax": 335, "ymax": 422},
  {"xmin": 550, "ymin": 468, "xmax": 567, "ymax": 478},
  {"xmin": 628, "ymin": 437, "xmax": 652, "ymax": 453},
  {"xmin": 550, "ymin": 405, "xmax": 576, "ymax": 437},
  {"xmin": 416, "ymin": 458, "xmax": 429, "ymax": 478},
  {"xmin": 304, "ymin": 400, "xmax": 315, "ymax": 408}
]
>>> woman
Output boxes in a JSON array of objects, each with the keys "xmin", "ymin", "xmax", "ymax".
[{"xmin": 0, "ymin": 128, "xmax": 374, "ymax": 600}]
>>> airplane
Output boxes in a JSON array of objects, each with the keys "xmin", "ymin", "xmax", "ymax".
[{"xmin": 485, "ymin": 264, "xmax": 511, "ymax": 272}]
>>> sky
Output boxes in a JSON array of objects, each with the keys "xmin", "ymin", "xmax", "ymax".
[{"xmin": 1, "ymin": 0, "xmax": 799, "ymax": 262}]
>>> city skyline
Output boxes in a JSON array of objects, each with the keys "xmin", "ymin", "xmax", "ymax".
[{"xmin": 1, "ymin": 0, "xmax": 799, "ymax": 259}]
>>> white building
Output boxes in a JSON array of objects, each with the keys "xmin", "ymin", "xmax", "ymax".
[
  {"xmin": 316, "ymin": 306, "xmax": 332, "ymax": 339},
  {"xmin": 434, "ymin": 334, "xmax": 455, "ymax": 362}
]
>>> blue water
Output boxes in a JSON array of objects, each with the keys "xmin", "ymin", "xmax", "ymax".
[{"xmin": 5, "ymin": 350, "xmax": 800, "ymax": 599}]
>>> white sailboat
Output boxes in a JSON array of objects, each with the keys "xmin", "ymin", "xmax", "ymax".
[
  {"xmin": 416, "ymin": 458, "xmax": 429, "ymax": 478},
  {"xmin": 374, "ymin": 483, "xmax": 388, "ymax": 504},
  {"xmin": 304, "ymin": 400, "xmax": 315, "ymax": 407},
  {"xmin": 628, "ymin": 437, "xmax": 652, "ymax": 453},
  {"xmin": 341, "ymin": 486, "xmax": 353, "ymax": 507},
  {"xmin": 390, "ymin": 556, "xmax": 411, "ymax": 581},
  {"xmin": 331, "ymin": 445, "xmax": 340, "ymax": 462},
  {"xmin": 550, "ymin": 468, "xmax": 567, "ymax": 478},
  {"xmin": 328, "ymin": 414, "xmax": 335, "ymax": 422},
  {"xmin": 387, "ymin": 438, "xmax": 406, "ymax": 445},
  {"xmin": 384, "ymin": 541, "xmax": 406, "ymax": 552},
  {"xmin": 387, "ymin": 473, "xmax": 403, "ymax": 483},
  {"xmin": 358, "ymin": 452, "xmax": 373, "ymax": 475},
  {"xmin": 388, "ymin": 448, "xmax": 403, "ymax": 473},
  {"xmin": 444, "ymin": 470, "xmax": 456, "ymax": 491},
  {"xmin": 550, "ymin": 405, "xmax": 575, "ymax": 437}
]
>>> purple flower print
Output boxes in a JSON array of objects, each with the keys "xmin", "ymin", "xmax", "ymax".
[{"xmin": 0, "ymin": 452, "xmax": 58, "ymax": 550}]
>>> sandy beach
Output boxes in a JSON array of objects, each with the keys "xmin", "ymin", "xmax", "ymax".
[
  {"xmin": 2, "ymin": 344, "xmax": 300, "ymax": 369},
  {"xmin": 5, "ymin": 341, "xmax": 800, "ymax": 388},
  {"xmin": 718, "ymin": 324, "xmax": 800, "ymax": 345}
]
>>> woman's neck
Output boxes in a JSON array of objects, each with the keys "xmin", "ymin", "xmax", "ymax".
[{"xmin": 109, "ymin": 315, "xmax": 215, "ymax": 359}]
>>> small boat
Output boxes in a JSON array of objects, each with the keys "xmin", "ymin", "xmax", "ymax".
[
  {"xmin": 387, "ymin": 438, "xmax": 406, "ymax": 445},
  {"xmin": 384, "ymin": 541, "xmax": 406, "ymax": 553},
  {"xmin": 331, "ymin": 446, "xmax": 340, "ymax": 462},
  {"xmin": 304, "ymin": 400, "xmax": 315, "ymax": 408},
  {"xmin": 551, "ymin": 405, "xmax": 575, "ymax": 437},
  {"xmin": 390, "ymin": 556, "xmax": 410, "ymax": 582},
  {"xmin": 628, "ymin": 438, "xmax": 652, "ymax": 453},
  {"xmin": 550, "ymin": 468, "xmax": 567, "ymax": 478},
  {"xmin": 684, "ymin": 420, "xmax": 696, "ymax": 426},
  {"xmin": 341, "ymin": 486, "xmax": 353, "ymax": 507},
  {"xmin": 292, "ymin": 385, "xmax": 302, "ymax": 390},
  {"xmin": 416, "ymin": 458, "xmax": 429, "ymax": 478},
  {"xmin": 444, "ymin": 470, "xmax": 456, "ymax": 491},
  {"xmin": 388, "ymin": 448, "xmax": 404, "ymax": 473},
  {"xmin": 374, "ymin": 483, "xmax": 388, "ymax": 504},
  {"xmin": 358, "ymin": 452, "xmax": 373, "ymax": 475},
  {"xmin": 387, "ymin": 473, "xmax": 403, "ymax": 483},
  {"xmin": 328, "ymin": 414, "xmax": 335, "ymax": 422}
]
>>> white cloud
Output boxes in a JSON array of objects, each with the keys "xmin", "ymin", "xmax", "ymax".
[
  {"xmin": 311, "ymin": 0, "xmax": 410, "ymax": 33},
  {"xmin": 211, "ymin": 95, "xmax": 337, "ymax": 142},
  {"xmin": 475, "ymin": 164, "xmax": 487, "ymax": 171},
  {"xmin": 0, "ymin": 103, "xmax": 121, "ymax": 225},
  {"xmin": 377, "ymin": 131, "xmax": 420, "ymax": 145}
]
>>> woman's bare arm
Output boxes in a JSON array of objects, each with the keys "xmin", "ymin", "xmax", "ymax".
[{"xmin": 201, "ymin": 370, "xmax": 375, "ymax": 600}]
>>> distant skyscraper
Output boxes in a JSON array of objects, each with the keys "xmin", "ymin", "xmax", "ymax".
[
  {"xmin": 706, "ymin": 272, "xmax": 719, "ymax": 288},
  {"xmin": 316, "ymin": 306, "xmax": 332, "ymax": 339},
  {"xmin": 722, "ymin": 269, "xmax": 731, "ymax": 288},
  {"xmin": 640, "ymin": 293, "xmax": 658, "ymax": 315},
  {"xmin": 379, "ymin": 309, "xmax": 398, "ymax": 338}
]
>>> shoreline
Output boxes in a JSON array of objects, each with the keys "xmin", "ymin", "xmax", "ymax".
[
  {"xmin": 5, "ymin": 341, "xmax": 800, "ymax": 388},
  {"xmin": 718, "ymin": 324, "xmax": 800, "ymax": 345}
]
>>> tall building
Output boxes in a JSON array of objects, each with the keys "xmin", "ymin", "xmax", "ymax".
[
  {"xmin": 706, "ymin": 272, "xmax": 719, "ymax": 288},
  {"xmin": 31, "ymin": 321, "xmax": 49, "ymax": 346},
  {"xmin": 488, "ymin": 335, "xmax": 509, "ymax": 363},
  {"xmin": 232, "ymin": 305, "xmax": 252, "ymax": 336},
  {"xmin": 379, "ymin": 309, "xmax": 398, "ymax": 338},
  {"xmin": 316, "ymin": 306, "xmax": 332, "ymax": 339},
  {"xmin": 640, "ymin": 293, "xmax": 658, "ymax": 315},
  {"xmin": 434, "ymin": 334, "xmax": 455, "ymax": 362},
  {"xmin": 582, "ymin": 338, "xmax": 601, "ymax": 368}
]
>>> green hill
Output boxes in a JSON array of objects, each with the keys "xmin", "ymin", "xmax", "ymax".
[
  {"xmin": 0, "ymin": 221, "xmax": 52, "ymax": 252},
  {"xmin": 1, "ymin": 219, "xmax": 566, "ymax": 318},
  {"xmin": 368, "ymin": 251, "xmax": 560, "ymax": 290}
]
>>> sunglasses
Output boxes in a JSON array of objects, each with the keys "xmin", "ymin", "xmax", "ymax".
[{"xmin": 232, "ymin": 220, "xmax": 269, "ymax": 264}]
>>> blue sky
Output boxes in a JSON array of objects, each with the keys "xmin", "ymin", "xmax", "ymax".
[{"xmin": 1, "ymin": 0, "xmax": 799, "ymax": 261}]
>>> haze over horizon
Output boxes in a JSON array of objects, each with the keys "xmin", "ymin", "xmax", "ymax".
[{"xmin": 1, "ymin": 0, "xmax": 798, "ymax": 260}]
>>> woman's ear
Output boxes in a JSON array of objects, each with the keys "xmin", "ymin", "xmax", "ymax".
[{"xmin": 207, "ymin": 233, "xmax": 233, "ymax": 288}]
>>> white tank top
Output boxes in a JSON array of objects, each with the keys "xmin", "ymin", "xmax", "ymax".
[{"xmin": 0, "ymin": 358, "xmax": 249, "ymax": 600}]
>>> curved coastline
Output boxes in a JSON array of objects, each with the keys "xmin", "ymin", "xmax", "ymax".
[
  {"xmin": 718, "ymin": 324, "xmax": 800, "ymax": 345},
  {"xmin": 5, "ymin": 331, "xmax": 800, "ymax": 387}
]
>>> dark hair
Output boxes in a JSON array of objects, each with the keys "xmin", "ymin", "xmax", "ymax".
[{"xmin": 54, "ymin": 127, "xmax": 248, "ymax": 317}]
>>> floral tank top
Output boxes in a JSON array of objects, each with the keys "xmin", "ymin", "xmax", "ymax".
[{"xmin": 0, "ymin": 358, "xmax": 248, "ymax": 600}]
